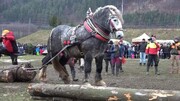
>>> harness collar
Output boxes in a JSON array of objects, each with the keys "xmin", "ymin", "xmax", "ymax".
[{"xmin": 84, "ymin": 18, "xmax": 110, "ymax": 42}]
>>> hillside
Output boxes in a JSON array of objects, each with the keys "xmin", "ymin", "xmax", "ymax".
[
  {"xmin": 17, "ymin": 30, "xmax": 51, "ymax": 45},
  {"xmin": 17, "ymin": 29, "xmax": 180, "ymax": 45}
]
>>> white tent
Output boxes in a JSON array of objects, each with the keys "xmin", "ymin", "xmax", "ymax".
[
  {"xmin": 156, "ymin": 40, "xmax": 174, "ymax": 44},
  {"xmin": 132, "ymin": 33, "xmax": 150, "ymax": 43},
  {"xmin": 110, "ymin": 39, "xmax": 131, "ymax": 46}
]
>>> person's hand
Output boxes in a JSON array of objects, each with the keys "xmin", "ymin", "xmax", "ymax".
[
  {"xmin": 2, "ymin": 36, "xmax": 6, "ymax": 39},
  {"xmin": 119, "ymin": 57, "xmax": 122, "ymax": 60}
]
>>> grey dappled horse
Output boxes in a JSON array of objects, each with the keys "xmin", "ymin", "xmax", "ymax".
[{"xmin": 39, "ymin": 5, "xmax": 124, "ymax": 86}]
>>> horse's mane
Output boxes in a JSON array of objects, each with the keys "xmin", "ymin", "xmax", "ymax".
[{"xmin": 93, "ymin": 5, "xmax": 124, "ymax": 24}]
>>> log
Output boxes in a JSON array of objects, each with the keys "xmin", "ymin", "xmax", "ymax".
[
  {"xmin": 0, "ymin": 70, "xmax": 14, "ymax": 82},
  {"xmin": 0, "ymin": 63, "xmax": 37, "ymax": 82},
  {"xmin": 28, "ymin": 83, "xmax": 180, "ymax": 101}
]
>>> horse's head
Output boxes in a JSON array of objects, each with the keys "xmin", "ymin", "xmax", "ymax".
[{"xmin": 91, "ymin": 5, "xmax": 124, "ymax": 40}]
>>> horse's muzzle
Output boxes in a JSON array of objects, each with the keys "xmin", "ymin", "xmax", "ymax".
[{"xmin": 115, "ymin": 30, "xmax": 124, "ymax": 39}]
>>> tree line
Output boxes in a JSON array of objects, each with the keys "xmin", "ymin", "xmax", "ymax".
[{"xmin": 0, "ymin": 0, "xmax": 180, "ymax": 28}]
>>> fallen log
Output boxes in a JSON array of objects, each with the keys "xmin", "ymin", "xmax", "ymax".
[
  {"xmin": 28, "ymin": 83, "xmax": 180, "ymax": 101},
  {"xmin": 0, "ymin": 63, "xmax": 36, "ymax": 82}
]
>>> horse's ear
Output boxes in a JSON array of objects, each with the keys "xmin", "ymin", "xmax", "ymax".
[{"xmin": 86, "ymin": 8, "xmax": 93, "ymax": 17}]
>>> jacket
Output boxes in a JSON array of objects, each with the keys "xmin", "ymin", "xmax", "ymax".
[
  {"xmin": 139, "ymin": 42, "xmax": 147, "ymax": 52},
  {"xmin": 2, "ymin": 31, "xmax": 15, "ymax": 53},
  {"xmin": 170, "ymin": 42, "xmax": 180, "ymax": 55},
  {"xmin": 145, "ymin": 42, "xmax": 160, "ymax": 55},
  {"xmin": 119, "ymin": 44, "xmax": 125, "ymax": 58}
]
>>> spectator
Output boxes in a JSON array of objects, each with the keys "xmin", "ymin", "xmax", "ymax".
[
  {"xmin": 104, "ymin": 40, "xmax": 113, "ymax": 74},
  {"xmin": 139, "ymin": 38, "xmax": 147, "ymax": 66},
  {"xmin": 35, "ymin": 46, "xmax": 40, "ymax": 55},
  {"xmin": 169, "ymin": 38, "xmax": 180, "ymax": 73},
  {"xmin": 145, "ymin": 37, "xmax": 160, "ymax": 75},
  {"xmin": 131, "ymin": 44, "xmax": 135, "ymax": 59},
  {"xmin": 162, "ymin": 43, "xmax": 170, "ymax": 59},
  {"xmin": 135, "ymin": 44, "xmax": 140, "ymax": 58},
  {"xmin": 110, "ymin": 41, "xmax": 119, "ymax": 76},
  {"xmin": 118, "ymin": 40, "xmax": 125, "ymax": 73},
  {"xmin": 67, "ymin": 58, "xmax": 78, "ymax": 81},
  {"xmin": 110, "ymin": 40, "xmax": 125, "ymax": 76},
  {"xmin": 0, "ymin": 29, "xmax": 18, "ymax": 65}
]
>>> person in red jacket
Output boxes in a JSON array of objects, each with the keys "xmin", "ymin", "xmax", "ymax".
[
  {"xmin": 0, "ymin": 29, "xmax": 18, "ymax": 65},
  {"xmin": 145, "ymin": 36, "xmax": 160, "ymax": 75}
]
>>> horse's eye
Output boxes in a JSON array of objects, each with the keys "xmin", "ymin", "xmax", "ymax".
[{"xmin": 113, "ymin": 19, "xmax": 117, "ymax": 22}]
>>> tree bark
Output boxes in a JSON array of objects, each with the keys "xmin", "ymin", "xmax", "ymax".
[
  {"xmin": 0, "ymin": 63, "xmax": 36, "ymax": 82},
  {"xmin": 28, "ymin": 83, "xmax": 180, "ymax": 101}
]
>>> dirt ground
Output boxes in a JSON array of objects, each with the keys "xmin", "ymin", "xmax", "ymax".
[{"xmin": 0, "ymin": 56, "xmax": 180, "ymax": 101}]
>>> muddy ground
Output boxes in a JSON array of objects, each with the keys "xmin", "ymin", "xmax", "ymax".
[{"xmin": 0, "ymin": 55, "xmax": 180, "ymax": 101}]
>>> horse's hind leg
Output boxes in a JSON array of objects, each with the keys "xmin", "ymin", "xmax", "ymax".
[
  {"xmin": 95, "ymin": 56, "xmax": 106, "ymax": 86},
  {"xmin": 39, "ymin": 65, "xmax": 47, "ymax": 82},
  {"xmin": 52, "ymin": 57, "xmax": 70, "ymax": 84},
  {"xmin": 39, "ymin": 55, "xmax": 51, "ymax": 82}
]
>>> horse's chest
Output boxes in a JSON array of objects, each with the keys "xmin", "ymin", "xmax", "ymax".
[{"xmin": 82, "ymin": 41, "xmax": 106, "ymax": 56}]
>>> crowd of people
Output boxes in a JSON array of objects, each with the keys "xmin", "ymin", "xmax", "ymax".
[
  {"xmin": 17, "ymin": 43, "xmax": 47, "ymax": 56},
  {"xmin": 103, "ymin": 35, "xmax": 180, "ymax": 76}
]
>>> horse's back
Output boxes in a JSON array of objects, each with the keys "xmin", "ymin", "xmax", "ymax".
[{"xmin": 47, "ymin": 25, "xmax": 72, "ymax": 55}]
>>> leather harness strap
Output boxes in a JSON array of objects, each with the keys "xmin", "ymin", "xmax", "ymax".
[{"xmin": 84, "ymin": 18, "xmax": 110, "ymax": 42}]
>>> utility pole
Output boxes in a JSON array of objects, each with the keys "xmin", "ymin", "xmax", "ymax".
[
  {"xmin": 28, "ymin": 18, "xmax": 31, "ymax": 34},
  {"xmin": 121, "ymin": 0, "xmax": 124, "ymax": 15}
]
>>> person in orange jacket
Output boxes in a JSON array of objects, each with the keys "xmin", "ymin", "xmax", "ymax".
[
  {"xmin": 145, "ymin": 36, "xmax": 160, "ymax": 75},
  {"xmin": 0, "ymin": 29, "xmax": 18, "ymax": 65}
]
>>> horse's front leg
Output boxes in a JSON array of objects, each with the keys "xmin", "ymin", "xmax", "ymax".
[
  {"xmin": 52, "ymin": 57, "xmax": 70, "ymax": 84},
  {"xmin": 95, "ymin": 55, "xmax": 106, "ymax": 86},
  {"xmin": 84, "ymin": 53, "xmax": 93, "ymax": 85}
]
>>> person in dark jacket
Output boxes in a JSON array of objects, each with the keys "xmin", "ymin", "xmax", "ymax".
[
  {"xmin": 118, "ymin": 40, "xmax": 125, "ymax": 73},
  {"xmin": 104, "ymin": 40, "xmax": 113, "ymax": 74},
  {"xmin": 139, "ymin": 38, "xmax": 147, "ymax": 66},
  {"xmin": 0, "ymin": 29, "xmax": 18, "ymax": 65},
  {"xmin": 110, "ymin": 40, "xmax": 125, "ymax": 76}
]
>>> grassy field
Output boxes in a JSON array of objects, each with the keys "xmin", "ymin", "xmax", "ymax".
[
  {"xmin": 17, "ymin": 28, "xmax": 180, "ymax": 45},
  {"xmin": 0, "ymin": 55, "xmax": 180, "ymax": 101}
]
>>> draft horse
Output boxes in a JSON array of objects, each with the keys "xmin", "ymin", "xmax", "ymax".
[{"xmin": 39, "ymin": 5, "xmax": 124, "ymax": 86}]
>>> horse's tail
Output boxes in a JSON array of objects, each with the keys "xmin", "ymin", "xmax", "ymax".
[{"xmin": 48, "ymin": 28, "xmax": 56, "ymax": 58}]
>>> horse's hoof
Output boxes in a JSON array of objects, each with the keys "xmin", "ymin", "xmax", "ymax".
[
  {"xmin": 62, "ymin": 77, "xmax": 71, "ymax": 84},
  {"xmin": 73, "ymin": 78, "xmax": 79, "ymax": 81},
  {"xmin": 39, "ymin": 78, "xmax": 48, "ymax": 83},
  {"xmin": 83, "ymin": 82, "xmax": 92, "ymax": 86},
  {"xmin": 95, "ymin": 80, "xmax": 106, "ymax": 86}
]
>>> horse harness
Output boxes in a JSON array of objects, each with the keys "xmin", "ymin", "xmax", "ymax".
[
  {"xmin": 84, "ymin": 17, "xmax": 110, "ymax": 42},
  {"xmin": 62, "ymin": 17, "xmax": 111, "ymax": 58}
]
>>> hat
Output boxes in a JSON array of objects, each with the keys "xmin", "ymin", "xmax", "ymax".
[
  {"xmin": 108, "ymin": 40, "xmax": 113, "ymax": 44},
  {"xmin": 2, "ymin": 30, "xmax": 10, "ymax": 36},
  {"xmin": 148, "ymin": 38, "xmax": 152, "ymax": 41},
  {"xmin": 114, "ymin": 41, "xmax": 119, "ymax": 45},
  {"xmin": 151, "ymin": 37, "xmax": 156, "ymax": 41}
]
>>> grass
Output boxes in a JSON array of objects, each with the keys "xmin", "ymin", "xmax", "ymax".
[
  {"xmin": 17, "ymin": 28, "xmax": 180, "ymax": 45},
  {"xmin": 17, "ymin": 30, "xmax": 51, "ymax": 45},
  {"xmin": 0, "ymin": 55, "xmax": 180, "ymax": 101}
]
